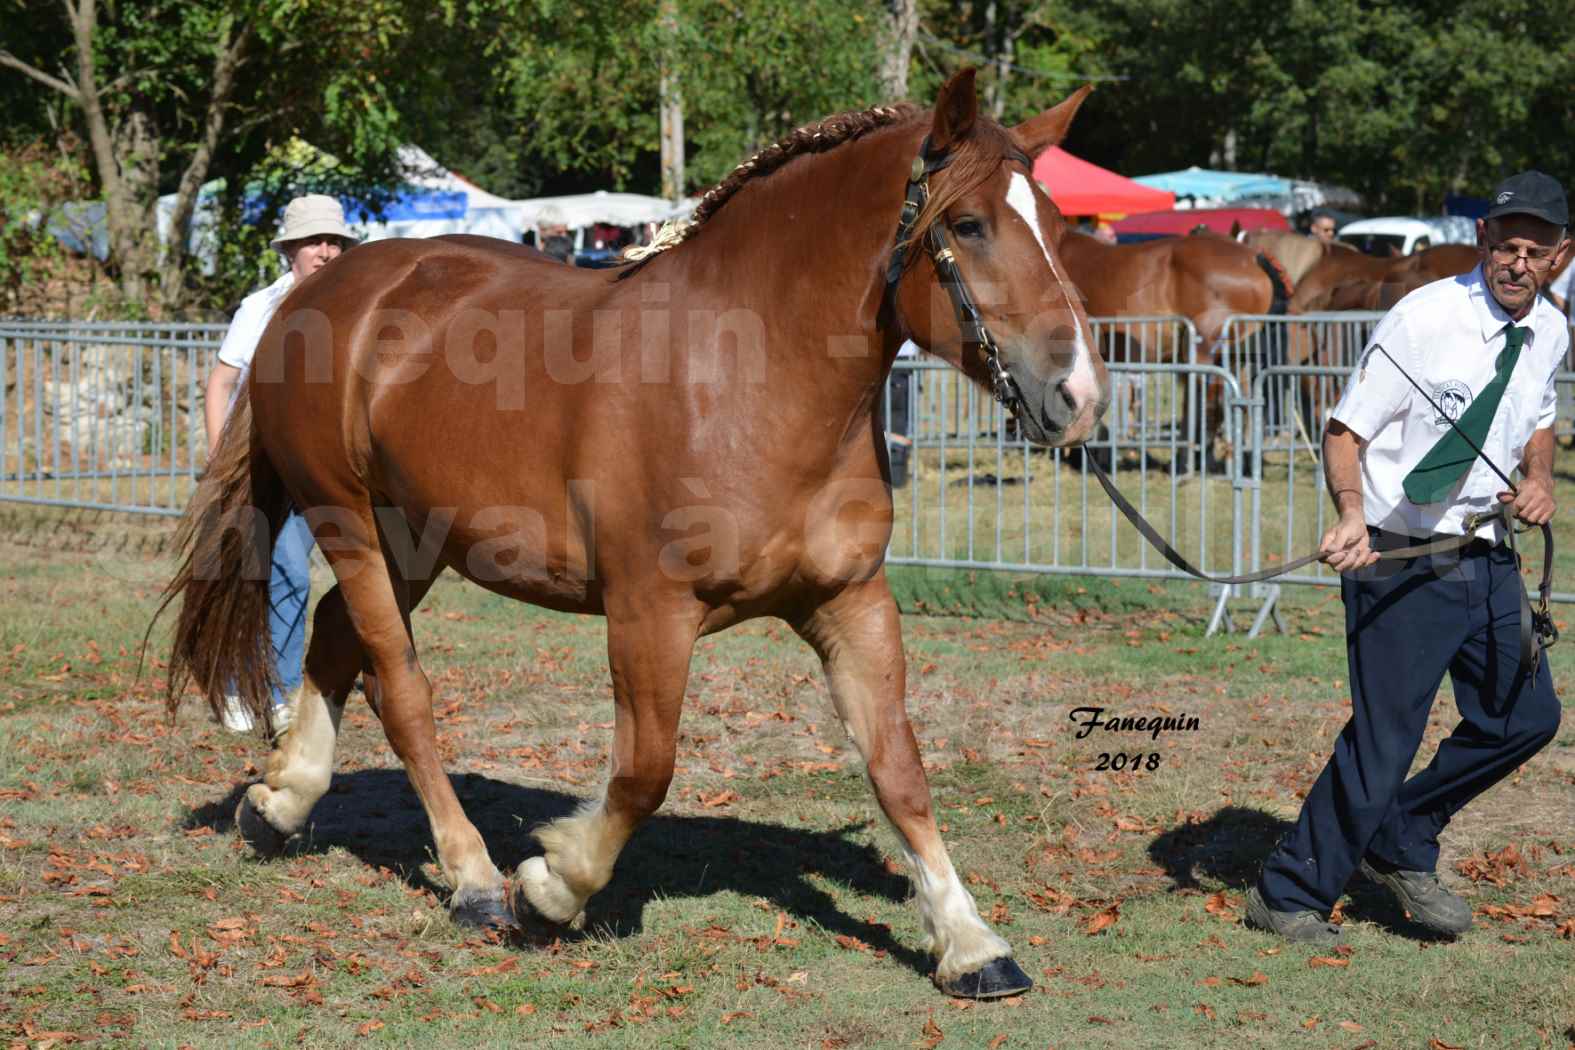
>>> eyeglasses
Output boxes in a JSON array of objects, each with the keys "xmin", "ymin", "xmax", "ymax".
[{"xmin": 1488, "ymin": 242, "xmax": 1559, "ymax": 270}]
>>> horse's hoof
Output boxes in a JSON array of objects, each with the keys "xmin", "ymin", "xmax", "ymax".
[
  {"xmin": 935, "ymin": 956, "xmax": 1033, "ymax": 999},
  {"xmin": 507, "ymin": 874, "xmax": 586, "ymax": 933},
  {"xmin": 451, "ymin": 890, "xmax": 519, "ymax": 934},
  {"xmin": 234, "ymin": 791, "xmax": 291, "ymax": 857}
]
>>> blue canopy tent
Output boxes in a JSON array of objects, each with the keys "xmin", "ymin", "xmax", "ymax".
[{"xmin": 1131, "ymin": 166, "xmax": 1292, "ymax": 204}]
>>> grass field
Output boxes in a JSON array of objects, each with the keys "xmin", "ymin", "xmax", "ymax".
[{"xmin": 2, "ymin": 503, "xmax": 1574, "ymax": 1049}]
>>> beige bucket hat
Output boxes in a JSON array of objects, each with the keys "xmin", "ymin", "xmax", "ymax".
[{"xmin": 271, "ymin": 194, "xmax": 357, "ymax": 249}]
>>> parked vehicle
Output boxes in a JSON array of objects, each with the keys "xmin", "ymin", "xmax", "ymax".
[{"xmin": 1336, "ymin": 216, "xmax": 1475, "ymax": 257}]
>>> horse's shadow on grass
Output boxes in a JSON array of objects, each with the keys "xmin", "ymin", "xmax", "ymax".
[
  {"xmin": 186, "ymin": 769, "xmax": 928, "ymax": 971},
  {"xmin": 1146, "ymin": 805, "xmax": 1453, "ymax": 941}
]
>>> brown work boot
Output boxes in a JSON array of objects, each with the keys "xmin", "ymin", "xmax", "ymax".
[
  {"xmin": 1244, "ymin": 886, "xmax": 1343, "ymax": 945},
  {"xmin": 1359, "ymin": 859, "xmax": 1472, "ymax": 936}
]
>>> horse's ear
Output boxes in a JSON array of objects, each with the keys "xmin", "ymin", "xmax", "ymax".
[
  {"xmin": 1230, "ymin": 220, "xmax": 1244, "ymax": 238},
  {"xmin": 1012, "ymin": 85, "xmax": 1093, "ymax": 156},
  {"xmin": 930, "ymin": 68, "xmax": 979, "ymax": 153}
]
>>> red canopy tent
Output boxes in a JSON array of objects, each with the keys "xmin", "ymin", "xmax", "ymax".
[{"xmin": 1031, "ymin": 147, "xmax": 1175, "ymax": 217}]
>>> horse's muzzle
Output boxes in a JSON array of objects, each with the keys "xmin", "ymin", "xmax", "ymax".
[{"xmin": 1015, "ymin": 370, "xmax": 1104, "ymax": 447}]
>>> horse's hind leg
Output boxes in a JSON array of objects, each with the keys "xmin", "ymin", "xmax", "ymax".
[
  {"xmin": 237, "ymin": 573, "xmax": 441, "ymax": 853},
  {"xmin": 792, "ymin": 575, "xmax": 1028, "ymax": 999},
  {"xmin": 513, "ymin": 601, "xmax": 702, "ymax": 928},
  {"xmin": 298, "ymin": 511, "xmax": 508, "ymax": 927},
  {"xmin": 236, "ymin": 584, "xmax": 361, "ymax": 853}
]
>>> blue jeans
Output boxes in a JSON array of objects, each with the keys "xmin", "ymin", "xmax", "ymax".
[{"xmin": 268, "ymin": 510, "xmax": 315, "ymax": 709}]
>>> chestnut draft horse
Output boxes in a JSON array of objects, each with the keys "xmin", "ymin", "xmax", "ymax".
[
  {"xmin": 1290, "ymin": 243, "xmax": 1479, "ymax": 314},
  {"xmin": 1241, "ymin": 229, "xmax": 1356, "ymax": 284},
  {"xmin": 159, "ymin": 71, "xmax": 1109, "ymax": 999},
  {"xmin": 1060, "ymin": 230, "xmax": 1291, "ymax": 357},
  {"xmin": 1287, "ymin": 244, "xmax": 1481, "ymax": 377},
  {"xmin": 1059, "ymin": 230, "xmax": 1290, "ymax": 464}
]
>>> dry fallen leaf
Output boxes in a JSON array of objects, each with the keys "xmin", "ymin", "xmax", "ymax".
[
  {"xmin": 1308, "ymin": 956, "xmax": 1350, "ymax": 968},
  {"xmin": 919, "ymin": 1012, "xmax": 944, "ymax": 1049},
  {"xmin": 1083, "ymin": 904, "xmax": 1120, "ymax": 936},
  {"xmin": 1427, "ymin": 1039, "xmax": 1465, "ymax": 1050},
  {"xmin": 1228, "ymin": 971, "xmax": 1268, "ymax": 987}
]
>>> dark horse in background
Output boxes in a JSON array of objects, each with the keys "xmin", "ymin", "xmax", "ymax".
[
  {"xmin": 158, "ymin": 71, "xmax": 1109, "ymax": 998},
  {"xmin": 1286, "ymin": 244, "xmax": 1481, "ymax": 377}
]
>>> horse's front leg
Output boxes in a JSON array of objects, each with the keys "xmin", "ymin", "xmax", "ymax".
[
  {"xmin": 512, "ymin": 600, "xmax": 701, "ymax": 927},
  {"xmin": 793, "ymin": 574, "xmax": 1030, "ymax": 998}
]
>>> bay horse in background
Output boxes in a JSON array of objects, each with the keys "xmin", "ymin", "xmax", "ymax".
[
  {"xmin": 157, "ymin": 70, "xmax": 1109, "ymax": 999},
  {"xmin": 1059, "ymin": 230, "xmax": 1292, "ymax": 467},
  {"xmin": 1291, "ymin": 242, "xmax": 1479, "ymax": 314},
  {"xmin": 1288, "ymin": 243, "xmax": 1481, "ymax": 371}
]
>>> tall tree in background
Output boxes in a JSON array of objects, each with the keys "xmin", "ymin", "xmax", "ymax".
[
  {"xmin": 0, "ymin": 0, "xmax": 460, "ymax": 312},
  {"xmin": 880, "ymin": 0, "xmax": 919, "ymax": 100},
  {"xmin": 911, "ymin": 0, "xmax": 1109, "ymax": 127},
  {"xmin": 1073, "ymin": 0, "xmax": 1574, "ymax": 209},
  {"xmin": 504, "ymin": 0, "xmax": 883, "ymax": 193}
]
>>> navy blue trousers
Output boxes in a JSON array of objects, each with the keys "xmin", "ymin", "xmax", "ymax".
[{"xmin": 1258, "ymin": 542, "xmax": 1561, "ymax": 916}]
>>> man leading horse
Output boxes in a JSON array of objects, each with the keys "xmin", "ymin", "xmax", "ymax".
[{"xmin": 1247, "ymin": 171, "xmax": 1570, "ymax": 943}]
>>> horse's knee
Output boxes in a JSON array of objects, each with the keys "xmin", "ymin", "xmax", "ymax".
[
  {"xmin": 377, "ymin": 676, "xmax": 435, "ymax": 762},
  {"xmin": 868, "ymin": 751, "xmax": 931, "ymax": 823},
  {"xmin": 607, "ymin": 767, "xmax": 672, "ymax": 821}
]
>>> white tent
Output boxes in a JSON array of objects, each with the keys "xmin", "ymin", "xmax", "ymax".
[
  {"xmin": 127, "ymin": 143, "xmax": 696, "ymax": 270},
  {"xmin": 372, "ymin": 146, "xmax": 695, "ymax": 246}
]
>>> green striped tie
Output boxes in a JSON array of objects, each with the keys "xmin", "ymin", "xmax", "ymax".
[{"xmin": 1402, "ymin": 323, "xmax": 1525, "ymax": 505}]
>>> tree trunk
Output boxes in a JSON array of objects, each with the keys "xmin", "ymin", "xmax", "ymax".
[
  {"xmin": 987, "ymin": 2, "xmax": 1016, "ymax": 123},
  {"xmin": 158, "ymin": 16, "xmax": 252, "ymax": 312},
  {"xmin": 658, "ymin": 0, "xmax": 685, "ymax": 202},
  {"xmin": 879, "ymin": 0, "xmax": 918, "ymax": 102}
]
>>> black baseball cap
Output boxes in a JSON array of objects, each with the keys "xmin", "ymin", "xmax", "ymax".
[{"xmin": 1484, "ymin": 170, "xmax": 1568, "ymax": 227}]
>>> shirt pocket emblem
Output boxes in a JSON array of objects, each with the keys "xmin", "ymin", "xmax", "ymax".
[{"xmin": 1430, "ymin": 380, "xmax": 1472, "ymax": 427}]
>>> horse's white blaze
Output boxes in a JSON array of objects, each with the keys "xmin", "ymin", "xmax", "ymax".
[
  {"xmin": 904, "ymin": 844, "xmax": 1013, "ymax": 978},
  {"xmin": 1005, "ymin": 172, "xmax": 1102, "ymax": 408}
]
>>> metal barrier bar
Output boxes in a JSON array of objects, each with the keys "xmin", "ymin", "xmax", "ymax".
[
  {"xmin": 0, "ymin": 324, "xmax": 223, "ymax": 517},
  {"xmin": 886, "ymin": 358, "xmax": 1244, "ymax": 596},
  {"xmin": 10, "ymin": 313, "xmax": 1574, "ymax": 628}
]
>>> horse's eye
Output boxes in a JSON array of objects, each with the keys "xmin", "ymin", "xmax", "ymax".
[{"xmin": 953, "ymin": 218, "xmax": 985, "ymax": 239}]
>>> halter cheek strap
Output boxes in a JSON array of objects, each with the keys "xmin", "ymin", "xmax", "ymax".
[{"xmin": 885, "ymin": 137, "xmax": 1029, "ymax": 419}]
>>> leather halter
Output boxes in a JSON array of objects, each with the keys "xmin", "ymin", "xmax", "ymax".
[{"xmin": 885, "ymin": 135, "xmax": 1034, "ymax": 422}]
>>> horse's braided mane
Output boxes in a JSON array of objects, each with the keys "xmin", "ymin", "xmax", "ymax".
[{"xmin": 620, "ymin": 102, "xmax": 922, "ymax": 272}]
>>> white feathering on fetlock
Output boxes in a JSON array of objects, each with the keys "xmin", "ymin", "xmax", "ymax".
[
  {"xmin": 515, "ymin": 799, "xmax": 618, "ymax": 927},
  {"xmin": 902, "ymin": 845, "xmax": 1015, "ymax": 981}
]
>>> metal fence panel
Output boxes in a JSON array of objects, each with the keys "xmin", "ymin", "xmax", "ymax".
[
  {"xmin": 0, "ymin": 323, "xmax": 223, "ymax": 516},
  {"xmin": 11, "ymin": 314, "xmax": 1575, "ymax": 625}
]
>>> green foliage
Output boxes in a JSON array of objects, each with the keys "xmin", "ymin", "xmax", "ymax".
[
  {"xmin": 1070, "ymin": 0, "xmax": 1575, "ymax": 209},
  {"xmin": 0, "ymin": 141, "xmax": 89, "ymax": 313},
  {"xmin": 502, "ymin": 0, "xmax": 884, "ymax": 191}
]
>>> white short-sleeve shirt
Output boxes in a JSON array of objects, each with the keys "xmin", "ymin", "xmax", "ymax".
[
  {"xmin": 215, "ymin": 271, "xmax": 296, "ymax": 371},
  {"xmin": 1330, "ymin": 264, "xmax": 1569, "ymax": 538}
]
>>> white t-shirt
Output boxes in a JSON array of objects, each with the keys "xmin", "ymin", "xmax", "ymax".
[
  {"xmin": 1331, "ymin": 265, "xmax": 1569, "ymax": 538},
  {"xmin": 216, "ymin": 271, "xmax": 295, "ymax": 371}
]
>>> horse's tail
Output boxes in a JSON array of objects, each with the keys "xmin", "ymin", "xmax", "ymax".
[
  {"xmin": 152, "ymin": 382, "xmax": 288, "ymax": 729},
  {"xmin": 1255, "ymin": 251, "xmax": 1294, "ymax": 315}
]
